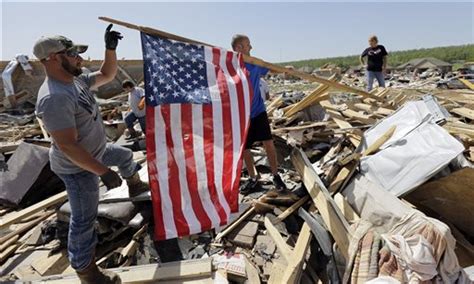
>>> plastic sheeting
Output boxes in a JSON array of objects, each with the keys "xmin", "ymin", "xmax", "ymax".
[
  {"xmin": 359, "ymin": 101, "xmax": 464, "ymax": 196},
  {"xmin": 0, "ymin": 142, "xmax": 50, "ymax": 206}
]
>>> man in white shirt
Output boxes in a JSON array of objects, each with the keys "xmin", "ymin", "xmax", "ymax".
[
  {"xmin": 259, "ymin": 77, "xmax": 270, "ymax": 101},
  {"xmin": 122, "ymin": 80, "xmax": 146, "ymax": 138},
  {"xmin": 1, "ymin": 54, "xmax": 33, "ymax": 108}
]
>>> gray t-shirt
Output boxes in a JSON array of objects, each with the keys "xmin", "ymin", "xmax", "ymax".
[
  {"xmin": 36, "ymin": 74, "xmax": 107, "ymax": 174},
  {"xmin": 129, "ymin": 87, "xmax": 145, "ymax": 118}
]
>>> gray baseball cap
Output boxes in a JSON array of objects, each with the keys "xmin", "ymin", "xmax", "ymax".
[{"xmin": 33, "ymin": 35, "xmax": 88, "ymax": 60}]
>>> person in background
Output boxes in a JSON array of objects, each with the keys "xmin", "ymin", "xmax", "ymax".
[
  {"xmin": 1, "ymin": 54, "xmax": 34, "ymax": 108},
  {"xmin": 231, "ymin": 34, "xmax": 287, "ymax": 194},
  {"xmin": 259, "ymin": 77, "xmax": 270, "ymax": 101},
  {"xmin": 360, "ymin": 35, "xmax": 388, "ymax": 91},
  {"xmin": 122, "ymin": 80, "xmax": 146, "ymax": 138}
]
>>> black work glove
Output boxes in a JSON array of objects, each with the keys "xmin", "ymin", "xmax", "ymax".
[
  {"xmin": 104, "ymin": 24, "xmax": 123, "ymax": 50},
  {"xmin": 100, "ymin": 169, "xmax": 122, "ymax": 190}
]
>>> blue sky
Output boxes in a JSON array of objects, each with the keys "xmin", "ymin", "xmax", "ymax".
[{"xmin": 1, "ymin": 1, "xmax": 473, "ymax": 62}]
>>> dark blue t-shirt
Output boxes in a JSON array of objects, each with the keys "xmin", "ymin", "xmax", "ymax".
[
  {"xmin": 245, "ymin": 63, "xmax": 269, "ymax": 118},
  {"xmin": 361, "ymin": 45, "xmax": 388, "ymax": 72}
]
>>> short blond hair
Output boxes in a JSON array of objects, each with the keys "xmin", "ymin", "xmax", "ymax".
[
  {"xmin": 231, "ymin": 34, "xmax": 248, "ymax": 50},
  {"xmin": 369, "ymin": 35, "xmax": 378, "ymax": 43}
]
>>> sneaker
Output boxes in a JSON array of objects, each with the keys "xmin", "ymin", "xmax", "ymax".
[
  {"xmin": 273, "ymin": 173, "xmax": 287, "ymax": 192},
  {"xmin": 240, "ymin": 178, "xmax": 261, "ymax": 195}
]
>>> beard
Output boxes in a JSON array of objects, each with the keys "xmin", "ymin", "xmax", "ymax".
[{"xmin": 60, "ymin": 56, "xmax": 82, "ymax": 77}]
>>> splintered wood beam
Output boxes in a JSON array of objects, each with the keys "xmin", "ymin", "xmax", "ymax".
[
  {"xmin": 215, "ymin": 206, "xmax": 255, "ymax": 242},
  {"xmin": 0, "ymin": 191, "xmax": 67, "ymax": 229},
  {"xmin": 275, "ymin": 195, "xmax": 310, "ymax": 223},
  {"xmin": 264, "ymin": 216, "xmax": 292, "ymax": 261},
  {"xmin": 281, "ymin": 223, "xmax": 312, "ymax": 284},
  {"xmin": 41, "ymin": 258, "xmax": 212, "ymax": 283},
  {"xmin": 341, "ymin": 109, "xmax": 376, "ymax": 125},
  {"xmin": 452, "ymin": 107, "xmax": 474, "ymax": 120},
  {"xmin": 291, "ymin": 148, "xmax": 353, "ymax": 259}
]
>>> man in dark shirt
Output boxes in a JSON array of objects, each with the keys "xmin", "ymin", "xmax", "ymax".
[{"xmin": 360, "ymin": 35, "xmax": 388, "ymax": 91}]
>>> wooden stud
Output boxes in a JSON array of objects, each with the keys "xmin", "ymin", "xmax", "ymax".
[
  {"xmin": 275, "ymin": 196, "xmax": 310, "ymax": 223},
  {"xmin": 0, "ymin": 191, "xmax": 67, "ymax": 229},
  {"xmin": 281, "ymin": 223, "xmax": 312, "ymax": 284},
  {"xmin": 291, "ymin": 148, "xmax": 353, "ymax": 259}
]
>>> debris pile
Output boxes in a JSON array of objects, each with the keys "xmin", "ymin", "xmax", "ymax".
[{"xmin": 1, "ymin": 62, "xmax": 474, "ymax": 283}]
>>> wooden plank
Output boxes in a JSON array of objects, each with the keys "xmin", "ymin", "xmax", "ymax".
[
  {"xmin": 283, "ymin": 74, "xmax": 335, "ymax": 118},
  {"xmin": 0, "ymin": 234, "xmax": 18, "ymax": 252},
  {"xmin": 451, "ymin": 107, "xmax": 474, "ymax": 120},
  {"xmin": 119, "ymin": 226, "xmax": 148, "ymax": 266},
  {"xmin": 41, "ymin": 258, "xmax": 213, "ymax": 283},
  {"xmin": 268, "ymin": 259, "xmax": 288, "ymax": 284},
  {"xmin": 0, "ymin": 210, "xmax": 54, "ymax": 244},
  {"xmin": 275, "ymin": 195, "xmax": 310, "ymax": 223},
  {"xmin": 264, "ymin": 216, "xmax": 292, "ymax": 261},
  {"xmin": 244, "ymin": 255, "xmax": 261, "ymax": 284},
  {"xmin": 319, "ymin": 100, "xmax": 347, "ymax": 112},
  {"xmin": 333, "ymin": 193, "xmax": 360, "ymax": 223},
  {"xmin": 326, "ymin": 110, "xmax": 359, "ymax": 147},
  {"xmin": 341, "ymin": 109, "xmax": 376, "ymax": 124},
  {"xmin": 339, "ymin": 125, "xmax": 396, "ymax": 165},
  {"xmin": 0, "ymin": 191, "xmax": 67, "ymax": 229},
  {"xmin": 31, "ymin": 250, "xmax": 69, "ymax": 276},
  {"xmin": 281, "ymin": 223, "xmax": 312, "ymax": 284},
  {"xmin": 285, "ymin": 89, "xmax": 330, "ymax": 118},
  {"xmin": 329, "ymin": 165, "xmax": 354, "ymax": 193},
  {"xmin": 13, "ymin": 264, "xmax": 42, "ymax": 281},
  {"xmin": 291, "ymin": 148, "xmax": 353, "ymax": 259},
  {"xmin": 353, "ymin": 103, "xmax": 393, "ymax": 116},
  {"xmin": 266, "ymin": 95, "xmax": 283, "ymax": 115},
  {"xmin": 459, "ymin": 78, "xmax": 474, "ymax": 90},
  {"xmin": 215, "ymin": 206, "xmax": 255, "ymax": 242},
  {"xmin": 272, "ymin": 122, "xmax": 330, "ymax": 134},
  {"xmin": 0, "ymin": 243, "xmax": 19, "ymax": 263}
]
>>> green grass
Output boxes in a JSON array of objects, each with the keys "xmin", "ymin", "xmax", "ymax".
[{"xmin": 280, "ymin": 44, "xmax": 474, "ymax": 70}]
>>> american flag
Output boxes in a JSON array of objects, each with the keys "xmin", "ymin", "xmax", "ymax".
[{"xmin": 141, "ymin": 32, "xmax": 253, "ymax": 240}]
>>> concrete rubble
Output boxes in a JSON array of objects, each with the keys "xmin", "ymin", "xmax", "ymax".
[{"xmin": 1, "ymin": 61, "xmax": 474, "ymax": 283}]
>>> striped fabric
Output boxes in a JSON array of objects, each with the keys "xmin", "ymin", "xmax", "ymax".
[{"xmin": 141, "ymin": 32, "xmax": 252, "ymax": 240}]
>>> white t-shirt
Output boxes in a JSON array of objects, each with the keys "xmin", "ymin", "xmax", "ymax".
[
  {"xmin": 15, "ymin": 54, "xmax": 33, "ymax": 71},
  {"xmin": 259, "ymin": 78, "xmax": 269, "ymax": 100},
  {"xmin": 129, "ymin": 87, "xmax": 146, "ymax": 117}
]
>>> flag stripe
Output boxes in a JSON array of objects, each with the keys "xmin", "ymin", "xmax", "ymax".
[
  {"xmin": 155, "ymin": 106, "xmax": 178, "ymax": 239},
  {"xmin": 180, "ymin": 103, "xmax": 213, "ymax": 232},
  {"xmin": 160, "ymin": 105, "xmax": 191, "ymax": 237},
  {"xmin": 202, "ymin": 104, "xmax": 228, "ymax": 225},
  {"xmin": 146, "ymin": 106, "xmax": 167, "ymax": 239},
  {"xmin": 205, "ymin": 48, "xmax": 231, "ymax": 218},
  {"xmin": 224, "ymin": 52, "xmax": 249, "ymax": 211},
  {"xmin": 192, "ymin": 104, "xmax": 221, "ymax": 229},
  {"xmin": 219, "ymin": 50, "xmax": 242, "ymax": 212},
  {"xmin": 212, "ymin": 48, "xmax": 235, "ymax": 209},
  {"xmin": 169, "ymin": 104, "xmax": 201, "ymax": 234}
]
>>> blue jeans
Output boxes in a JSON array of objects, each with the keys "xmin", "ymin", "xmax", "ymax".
[
  {"xmin": 125, "ymin": 112, "xmax": 146, "ymax": 133},
  {"xmin": 366, "ymin": 71, "xmax": 385, "ymax": 91},
  {"xmin": 57, "ymin": 143, "xmax": 138, "ymax": 271}
]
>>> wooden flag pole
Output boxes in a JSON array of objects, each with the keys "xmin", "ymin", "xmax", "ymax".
[{"xmin": 98, "ymin": 16, "xmax": 378, "ymax": 99}]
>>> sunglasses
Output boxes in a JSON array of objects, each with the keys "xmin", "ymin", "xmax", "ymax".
[
  {"xmin": 58, "ymin": 49, "xmax": 80, "ymax": 58},
  {"xmin": 45, "ymin": 49, "xmax": 80, "ymax": 61}
]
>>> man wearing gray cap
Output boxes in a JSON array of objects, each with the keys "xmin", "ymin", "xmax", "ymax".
[{"xmin": 34, "ymin": 25, "xmax": 147, "ymax": 284}]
